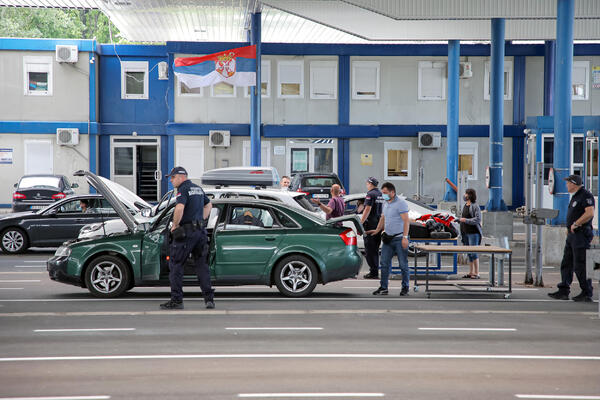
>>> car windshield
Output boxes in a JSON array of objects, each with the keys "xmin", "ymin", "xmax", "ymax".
[
  {"xmin": 302, "ymin": 176, "xmax": 340, "ymax": 187},
  {"xmin": 293, "ymin": 193, "xmax": 317, "ymax": 211},
  {"xmin": 19, "ymin": 176, "xmax": 60, "ymax": 189}
]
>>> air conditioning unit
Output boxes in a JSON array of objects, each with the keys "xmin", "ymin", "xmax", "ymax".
[
  {"xmin": 56, "ymin": 128, "xmax": 79, "ymax": 146},
  {"xmin": 209, "ymin": 130, "xmax": 231, "ymax": 147},
  {"xmin": 55, "ymin": 45, "xmax": 78, "ymax": 63},
  {"xmin": 418, "ymin": 132, "xmax": 441, "ymax": 149},
  {"xmin": 459, "ymin": 62, "xmax": 473, "ymax": 79}
]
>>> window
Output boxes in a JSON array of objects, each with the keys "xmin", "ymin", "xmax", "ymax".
[
  {"xmin": 352, "ymin": 61, "xmax": 380, "ymax": 100},
  {"xmin": 277, "ymin": 60, "xmax": 304, "ymax": 98},
  {"xmin": 177, "ymin": 77, "xmax": 203, "ymax": 97},
  {"xmin": 572, "ymin": 61, "xmax": 590, "ymax": 101},
  {"xmin": 228, "ymin": 206, "xmax": 275, "ymax": 229},
  {"xmin": 458, "ymin": 142, "xmax": 478, "ymax": 180},
  {"xmin": 310, "ymin": 61, "xmax": 337, "ymax": 99},
  {"xmin": 245, "ymin": 60, "xmax": 271, "ymax": 98},
  {"xmin": 484, "ymin": 60, "xmax": 513, "ymax": 101},
  {"xmin": 176, "ymin": 139, "xmax": 204, "ymax": 179},
  {"xmin": 211, "ymin": 82, "xmax": 236, "ymax": 97},
  {"xmin": 121, "ymin": 61, "xmax": 148, "ymax": 99},
  {"xmin": 24, "ymin": 140, "xmax": 53, "ymax": 175},
  {"xmin": 272, "ymin": 209, "xmax": 299, "ymax": 228},
  {"xmin": 384, "ymin": 142, "xmax": 412, "ymax": 180},
  {"xmin": 23, "ymin": 56, "xmax": 52, "ymax": 96},
  {"xmin": 243, "ymin": 141, "xmax": 271, "ymax": 167},
  {"xmin": 418, "ymin": 61, "xmax": 446, "ymax": 100}
]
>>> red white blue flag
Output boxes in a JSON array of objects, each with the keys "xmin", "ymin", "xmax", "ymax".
[{"xmin": 174, "ymin": 45, "xmax": 256, "ymax": 88}]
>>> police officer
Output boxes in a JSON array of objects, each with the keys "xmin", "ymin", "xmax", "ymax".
[
  {"xmin": 548, "ymin": 174, "xmax": 595, "ymax": 302},
  {"xmin": 160, "ymin": 167, "xmax": 215, "ymax": 310},
  {"xmin": 361, "ymin": 177, "xmax": 383, "ymax": 279}
]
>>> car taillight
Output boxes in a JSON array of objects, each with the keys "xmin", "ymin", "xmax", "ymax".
[
  {"xmin": 339, "ymin": 229, "xmax": 357, "ymax": 246},
  {"xmin": 13, "ymin": 192, "xmax": 26, "ymax": 200},
  {"xmin": 52, "ymin": 193, "xmax": 66, "ymax": 200},
  {"xmin": 297, "ymin": 189, "xmax": 309, "ymax": 196}
]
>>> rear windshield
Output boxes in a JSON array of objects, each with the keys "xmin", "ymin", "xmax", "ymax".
[
  {"xmin": 19, "ymin": 176, "xmax": 61, "ymax": 189},
  {"xmin": 293, "ymin": 194, "xmax": 317, "ymax": 211},
  {"xmin": 301, "ymin": 176, "xmax": 340, "ymax": 188}
]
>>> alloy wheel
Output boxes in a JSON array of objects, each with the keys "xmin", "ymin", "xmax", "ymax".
[
  {"xmin": 89, "ymin": 262, "xmax": 123, "ymax": 294},
  {"xmin": 2, "ymin": 230, "xmax": 25, "ymax": 253},
  {"xmin": 280, "ymin": 261, "xmax": 312, "ymax": 293}
]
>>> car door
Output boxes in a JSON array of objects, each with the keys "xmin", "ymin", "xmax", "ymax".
[
  {"xmin": 213, "ymin": 204, "xmax": 286, "ymax": 282},
  {"xmin": 141, "ymin": 206, "xmax": 173, "ymax": 282}
]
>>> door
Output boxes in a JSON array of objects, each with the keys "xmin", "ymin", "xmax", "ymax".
[
  {"xmin": 213, "ymin": 205, "xmax": 285, "ymax": 282},
  {"xmin": 111, "ymin": 137, "xmax": 161, "ymax": 202},
  {"xmin": 540, "ymin": 134, "xmax": 584, "ymax": 209},
  {"xmin": 285, "ymin": 139, "xmax": 337, "ymax": 176}
]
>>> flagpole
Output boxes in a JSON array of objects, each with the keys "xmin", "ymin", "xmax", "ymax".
[{"xmin": 250, "ymin": 11, "xmax": 262, "ymax": 167}]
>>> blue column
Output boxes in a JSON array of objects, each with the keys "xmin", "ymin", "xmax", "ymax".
[
  {"xmin": 486, "ymin": 18, "xmax": 507, "ymax": 211},
  {"xmin": 543, "ymin": 40, "xmax": 555, "ymax": 116},
  {"xmin": 552, "ymin": 0, "xmax": 575, "ymax": 225},
  {"xmin": 444, "ymin": 40, "xmax": 460, "ymax": 202},
  {"xmin": 250, "ymin": 12, "xmax": 262, "ymax": 166},
  {"xmin": 88, "ymin": 48, "xmax": 97, "ymax": 177}
]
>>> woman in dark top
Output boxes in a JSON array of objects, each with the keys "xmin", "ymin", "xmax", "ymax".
[{"xmin": 459, "ymin": 188, "xmax": 483, "ymax": 279}]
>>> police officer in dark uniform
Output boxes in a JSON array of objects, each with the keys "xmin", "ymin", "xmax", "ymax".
[
  {"xmin": 361, "ymin": 177, "xmax": 384, "ymax": 279},
  {"xmin": 548, "ymin": 174, "xmax": 595, "ymax": 302},
  {"xmin": 160, "ymin": 167, "xmax": 215, "ymax": 310}
]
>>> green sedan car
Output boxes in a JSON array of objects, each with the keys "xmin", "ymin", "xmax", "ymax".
[{"xmin": 47, "ymin": 171, "xmax": 363, "ymax": 298}]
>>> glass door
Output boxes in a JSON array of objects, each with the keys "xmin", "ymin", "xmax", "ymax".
[{"xmin": 285, "ymin": 139, "xmax": 337, "ymax": 176}]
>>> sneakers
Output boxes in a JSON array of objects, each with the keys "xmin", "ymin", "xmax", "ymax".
[
  {"xmin": 205, "ymin": 300, "xmax": 216, "ymax": 309},
  {"xmin": 399, "ymin": 287, "xmax": 409, "ymax": 296},
  {"xmin": 160, "ymin": 300, "xmax": 184, "ymax": 310},
  {"xmin": 572, "ymin": 292, "xmax": 593, "ymax": 303},
  {"xmin": 372, "ymin": 287, "xmax": 388, "ymax": 295},
  {"xmin": 547, "ymin": 290, "xmax": 569, "ymax": 300},
  {"xmin": 363, "ymin": 272, "xmax": 379, "ymax": 280}
]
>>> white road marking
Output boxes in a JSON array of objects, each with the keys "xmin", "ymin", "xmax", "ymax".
[
  {"xmin": 0, "ymin": 288, "xmax": 24, "ymax": 290},
  {"xmin": 512, "ymin": 288, "xmax": 540, "ymax": 291},
  {"xmin": 0, "ymin": 353, "xmax": 599, "ymax": 363},
  {"xmin": 0, "ymin": 280, "xmax": 41, "ymax": 283},
  {"xmin": 0, "ymin": 272, "xmax": 44, "ymax": 274},
  {"xmin": 238, "ymin": 394, "xmax": 384, "ymax": 398},
  {"xmin": 226, "ymin": 327, "xmax": 323, "ymax": 331},
  {"xmin": 419, "ymin": 327, "xmax": 517, "ymax": 332},
  {"xmin": 34, "ymin": 328, "xmax": 136, "ymax": 333},
  {"xmin": 0, "ymin": 397, "xmax": 110, "ymax": 400},
  {"xmin": 13, "ymin": 266, "xmax": 46, "ymax": 268},
  {"xmin": 515, "ymin": 396, "xmax": 600, "ymax": 399}
]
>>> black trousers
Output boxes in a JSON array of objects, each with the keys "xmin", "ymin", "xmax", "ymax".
[
  {"xmin": 364, "ymin": 232, "xmax": 382, "ymax": 275},
  {"xmin": 557, "ymin": 231, "xmax": 593, "ymax": 297},
  {"xmin": 169, "ymin": 229, "xmax": 214, "ymax": 302}
]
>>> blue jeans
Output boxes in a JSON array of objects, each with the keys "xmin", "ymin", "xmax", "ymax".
[
  {"xmin": 380, "ymin": 236, "xmax": 409, "ymax": 290},
  {"xmin": 463, "ymin": 233, "xmax": 481, "ymax": 262}
]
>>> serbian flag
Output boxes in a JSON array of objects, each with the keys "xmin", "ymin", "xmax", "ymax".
[{"xmin": 174, "ymin": 45, "xmax": 256, "ymax": 88}]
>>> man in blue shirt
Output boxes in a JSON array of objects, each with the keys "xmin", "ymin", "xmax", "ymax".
[
  {"xmin": 160, "ymin": 167, "xmax": 215, "ymax": 310},
  {"xmin": 366, "ymin": 182, "xmax": 410, "ymax": 296}
]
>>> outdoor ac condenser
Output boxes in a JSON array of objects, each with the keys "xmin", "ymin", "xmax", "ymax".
[
  {"xmin": 209, "ymin": 130, "xmax": 231, "ymax": 147},
  {"xmin": 56, "ymin": 128, "xmax": 79, "ymax": 146},
  {"xmin": 418, "ymin": 132, "xmax": 441, "ymax": 149},
  {"xmin": 55, "ymin": 45, "xmax": 78, "ymax": 63}
]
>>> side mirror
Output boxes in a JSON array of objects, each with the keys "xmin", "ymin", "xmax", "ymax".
[
  {"xmin": 140, "ymin": 208, "xmax": 152, "ymax": 218},
  {"xmin": 46, "ymin": 208, "xmax": 58, "ymax": 216},
  {"xmin": 13, "ymin": 183, "xmax": 17, "ymax": 188},
  {"xmin": 71, "ymin": 183, "xmax": 79, "ymax": 189}
]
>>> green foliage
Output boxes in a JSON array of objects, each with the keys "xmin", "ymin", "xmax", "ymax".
[{"xmin": 0, "ymin": 7, "xmax": 122, "ymax": 43}]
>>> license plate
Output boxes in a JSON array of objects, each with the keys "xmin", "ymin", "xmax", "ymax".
[
  {"xmin": 313, "ymin": 194, "xmax": 329, "ymax": 199},
  {"xmin": 31, "ymin": 206, "xmax": 44, "ymax": 210}
]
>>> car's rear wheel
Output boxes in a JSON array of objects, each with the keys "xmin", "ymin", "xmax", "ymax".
[
  {"xmin": 84, "ymin": 255, "xmax": 130, "ymax": 298},
  {"xmin": 1, "ymin": 228, "xmax": 29, "ymax": 254},
  {"xmin": 274, "ymin": 255, "xmax": 318, "ymax": 297}
]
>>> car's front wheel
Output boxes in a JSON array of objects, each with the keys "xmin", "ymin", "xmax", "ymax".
[
  {"xmin": 274, "ymin": 255, "xmax": 318, "ymax": 297},
  {"xmin": 1, "ymin": 228, "xmax": 29, "ymax": 254},
  {"xmin": 84, "ymin": 255, "xmax": 131, "ymax": 298}
]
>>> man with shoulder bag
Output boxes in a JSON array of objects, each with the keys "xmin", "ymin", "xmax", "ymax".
[{"xmin": 366, "ymin": 182, "xmax": 410, "ymax": 296}]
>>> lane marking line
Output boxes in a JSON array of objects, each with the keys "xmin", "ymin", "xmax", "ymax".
[
  {"xmin": 226, "ymin": 327, "xmax": 323, "ymax": 331},
  {"xmin": 238, "ymin": 394, "xmax": 384, "ymax": 398},
  {"xmin": 515, "ymin": 396, "xmax": 600, "ymax": 399},
  {"xmin": 0, "ymin": 288, "xmax": 24, "ymax": 290},
  {"xmin": 0, "ymin": 397, "xmax": 110, "ymax": 400},
  {"xmin": 0, "ymin": 280, "xmax": 41, "ymax": 283},
  {"xmin": 418, "ymin": 328, "xmax": 517, "ymax": 332},
  {"xmin": 0, "ymin": 272, "xmax": 44, "ymax": 274},
  {"xmin": 1, "ymin": 354, "xmax": 599, "ymax": 363},
  {"xmin": 13, "ymin": 266, "xmax": 46, "ymax": 268},
  {"xmin": 34, "ymin": 328, "xmax": 136, "ymax": 333}
]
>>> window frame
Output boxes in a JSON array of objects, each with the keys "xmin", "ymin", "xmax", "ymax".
[
  {"xmin": 417, "ymin": 61, "xmax": 447, "ymax": 101},
  {"xmin": 384, "ymin": 141, "xmax": 412, "ymax": 181},
  {"xmin": 121, "ymin": 61, "xmax": 149, "ymax": 100},
  {"xmin": 23, "ymin": 56, "xmax": 53, "ymax": 96},
  {"xmin": 277, "ymin": 60, "xmax": 305, "ymax": 99},
  {"xmin": 572, "ymin": 60, "xmax": 590, "ymax": 101},
  {"xmin": 211, "ymin": 82, "xmax": 237, "ymax": 98},
  {"xmin": 245, "ymin": 60, "xmax": 271, "ymax": 98},
  {"xmin": 177, "ymin": 76, "xmax": 203, "ymax": 97},
  {"xmin": 352, "ymin": 60, "xmax": 380, "ymax": 100},
  {"xmin": 483, "ymin": 60, "xmax": 513, "ymax": 101},
  {"xmin": 458, "ymin": 141, "xmax": 479, "ymax": 180},
  {"xmin": 309, "ymin": 60, "xmax": 338, "ymax": 100}
]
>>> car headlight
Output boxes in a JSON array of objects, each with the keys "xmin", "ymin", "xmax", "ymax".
[
  {"xmin": 54, "ymin": 246, "xmax": 72, "ymax": 258},
  {"xmin": 80, "ymin": 223, "xmax": 103, "ymax": 234}
]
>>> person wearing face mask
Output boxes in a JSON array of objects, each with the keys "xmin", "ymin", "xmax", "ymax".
[{"xmin": 459, "ymin": 188, "xmax": 483, "ymax": 279}]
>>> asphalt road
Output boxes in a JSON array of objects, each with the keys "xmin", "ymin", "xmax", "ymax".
[{"xmin": 0, "ymin": 250, "xmax": 599, "ymax": 400}]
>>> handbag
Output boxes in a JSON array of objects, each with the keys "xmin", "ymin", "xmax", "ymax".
[{"xmin": 381, "ymin": 232, "xmax": 400, "ymax": 244}]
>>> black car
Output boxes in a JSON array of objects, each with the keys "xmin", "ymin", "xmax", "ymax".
[
  {"xmin": 289, "ymin": 173, "xmax": 345, "ymax": 203},
  {"xmin": 12, "ymin": 175, "xmax": 78, "ymax": 212},
  {"xmin": 0, "ymin": 195, "xmax": 118, "ymax": 254}
]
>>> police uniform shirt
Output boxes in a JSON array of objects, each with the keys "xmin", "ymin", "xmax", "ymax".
[
  {"xmin": 566, "ymin": 186, "xmax": 595, "ymax": 230},
  {"xmin": 364, "ymin": 188, "xmax": 383, "ymax": 230},
  {"xmin": 176, "ymin": 180, "xmax": 210, "ymax": 224}
]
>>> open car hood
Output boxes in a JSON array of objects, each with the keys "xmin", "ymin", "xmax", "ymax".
[
  {"xmin": 326, "ymin": 215, "xmax": 364, "ymax": 235},
  {"xmin": 73, "ymin": 170, "xmax": 141, "ymax": 233}
]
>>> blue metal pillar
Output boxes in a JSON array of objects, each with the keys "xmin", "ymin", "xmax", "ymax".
[
  {"xmin": 543, "ymin": 40, "xmax": 555, "ymax": 116},
  {"xmin": 250, "ymin": 12, "xmax": 262, "ymax": 166},
  {"xmin": 486, "ymin": 18, "xmax": 507, "ymax": 211},
  {"xmin": 552, "ymin": 0, "xmax": 575, "ymax": 225},
  {"xmin": 444, "ymin": 40, "xmax": 460, "ymax": 202}
]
